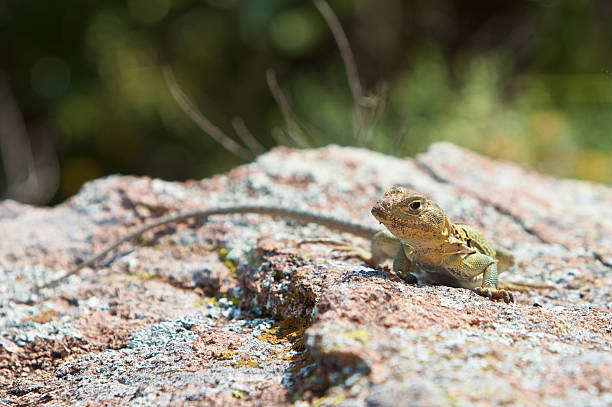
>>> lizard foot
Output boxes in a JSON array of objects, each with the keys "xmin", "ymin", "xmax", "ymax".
[
  {"xmin": 298, "ymin": 239, "xmax": 374, "ymax": 266},
  {"xmin": 400, "ymin": 273, "xmax": 418, "ymax": 284},
  {"xmin": 377, "ymin": 265, "xmax": 418, "ymax": 284},
  {"xmin": 390, "ymin": 269, "xmax": 418, "ymax": 284},
  {"xmin": 473, "ymin": 287, "xmax": 515, "ymax": 304}
]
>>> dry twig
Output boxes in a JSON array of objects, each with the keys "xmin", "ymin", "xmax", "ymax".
[
  {"xmin": 231, "ymin": 117, "xmax": 266, "ymax": 155},
  {"xmin": 163, "ymin": 66, "xmax": 255, "ymax": 161},
  {"xmin": 266, "ymin": 69, "xmax": 314, "ymax": 148},
  {"xmin": 313, "ymin": 0, "xmax": 369, "ymax": 142}
]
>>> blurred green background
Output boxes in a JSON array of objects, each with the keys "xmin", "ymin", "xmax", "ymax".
[{"xmin": 1, "ymin": 0, "xmax": 611, "ymax": 205}]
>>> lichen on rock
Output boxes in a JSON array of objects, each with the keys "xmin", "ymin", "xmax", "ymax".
[{"xmin": 1, "ymin": 144, "xmax": 611, "ymax": 406}]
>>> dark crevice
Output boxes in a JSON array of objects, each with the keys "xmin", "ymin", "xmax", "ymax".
[
  {"xmin": 414, "ymin": 159, "xmax": 450, "ymax": 184},
  {"xmin": 475, "ymin": 199, "xmax": 554, "ymax": 246},
  {"xmin": 238, "ymin": 247, "xmax": 353, "ymax": 400},
  {"xmin": 593, "ymin": 252, "xmax": 612, "ymax": 269}
]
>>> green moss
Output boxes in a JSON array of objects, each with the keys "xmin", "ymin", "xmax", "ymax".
[
  {"xmin": 216, "ymin": 247, "xmax": 238, "ymax": 277},
  {"xmin": 232, "ymin": 390, "xmax": 244, "ymax": 399}
]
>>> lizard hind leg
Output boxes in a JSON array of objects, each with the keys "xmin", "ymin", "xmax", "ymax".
[
  {"xmin": 472, "ymin": 262, "xmax": 515, "ymax": 304},
  {"xmin": 450, "ymin": 253, "xmax": 515, "ymax": 304}
]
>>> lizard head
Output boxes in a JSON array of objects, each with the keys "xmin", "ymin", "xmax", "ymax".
[{"xmin": 371, "ymin": 186, "xmax": 448, "ymax": 247}]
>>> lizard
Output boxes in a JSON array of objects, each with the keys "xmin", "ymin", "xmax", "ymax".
[
  {"xmin": 39, "ymin": 187, "xmax": 528, "ymax": 304},
  {"xmin": 369, "ymin": 186, "xmax": 519, "ymax": 303}
]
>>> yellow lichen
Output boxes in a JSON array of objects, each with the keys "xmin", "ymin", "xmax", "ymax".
[
  {"xmin": 341, "ymin": 329, "xmax": 370, "ymax": 342},
  {"xmin": 217, "ymin": 247, "xmax": 238, "ymax": 277},
  {"xmin": 332, "ymin": 394, "xmax": 347, "ymax": 405},
  {"xmin": 24, "ymin": 309, "xmax": 59, "ymax": 324},
  {"xmin": 313, "ymin": 397, "xmax": 328, "ymax": 407},
  {"xmin": 232, "ymin": 390, "xmax": 244, "ymax": 399},
  {"xmin": 138, "ymin": 272, "xmax": 154, "ymax": 281},
  {"xmin": 236, "ymin": 357, "xmax": 259, "ymax": 369},
  {"xmin": 216, "ymin": 350, "xmax": 238, "ymax": 361},
  {"xmin": 204, "ymin": 297, "xmax": 219, "ymax": 306},
  {"xmin": 257, "ymin": 317, "xmax": 310, "ymax": 351},
  {"xmin": 281, "ymin": 289, "xmax": 314, "ymax": 311},
  {"xmin": 551, "ymin": 319, "xmax": 570, "ymax": 335},
  {"xmin": 219, "ymin": 292, "xmax": 243, "ymax": 308},
  {"xmin": 323, "ymin": 343, "xmax": 341, "ymax": 354}
]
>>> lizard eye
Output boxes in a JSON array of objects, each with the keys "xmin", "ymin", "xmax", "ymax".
[{"xmin": 410, "ymin": 201, "xmax": 421, "ymax": 210}]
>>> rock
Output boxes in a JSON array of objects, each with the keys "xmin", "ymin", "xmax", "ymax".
[{"xmin": 1, "ymin": 144, "xmax": 610, "ymax": 406}]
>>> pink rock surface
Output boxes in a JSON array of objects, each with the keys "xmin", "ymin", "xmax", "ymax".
[{"xmin": 1, "ymin": 144, "xmax": 610, "ymax": 406}]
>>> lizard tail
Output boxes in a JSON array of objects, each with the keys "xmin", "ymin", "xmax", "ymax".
[
  {"xmin": 499, "ymin": 281, "xmax": 556, "ymax": 292},
  {"xmin": 39, "ymin": 206, "xmax": 379, "ymax": 290}
]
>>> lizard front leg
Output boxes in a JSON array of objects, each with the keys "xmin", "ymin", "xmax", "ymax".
[
  {"xmin": 390, "ymin": 242, "xmax": 418, "ymax": 284},
  {"xmin": 369, "ymin": 233, "xmax": 418, "ymax": 284}
]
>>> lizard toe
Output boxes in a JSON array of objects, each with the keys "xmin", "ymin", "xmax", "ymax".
[
  {"xmin": 474, "ymin": 287, "xmax": 493, "ymax": 300},
  {"xmin": 397, "ymin": 272, "xmax": 417, "ymax": 284},
  {"xmin": 474, "ymin": 287, "xmax": 515, "ymax": 304},
  {"xmin": 502, "ymin": 290, "xmax": 516, "ymax": 304}
]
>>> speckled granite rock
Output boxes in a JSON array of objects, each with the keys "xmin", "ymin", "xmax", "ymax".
[{"xmin": 1, "ymin": 144, "xmax": 611, "ymax": 406}]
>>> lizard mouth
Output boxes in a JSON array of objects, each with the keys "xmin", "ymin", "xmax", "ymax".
[
  {"xmin": 372, "ymin": 204, "xmax": 414, "ymax": 229},
  {"xmin": 371, "ymin": 205, "xmax": 388, "ymax": 222}
]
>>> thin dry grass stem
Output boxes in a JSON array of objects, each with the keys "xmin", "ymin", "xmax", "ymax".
[
  {"xmin": 265, "ymin": 69, "xmax": 314, "ymax": 148},
  {"xmin": 393, "ymin": 131, "xmax": 407, "ymax": 152},
  {"xmin": 365, "ymin": 83, "xmax": 389, "ymax": 139},
  {"xmin": 0, "ymin": 75, "xmax": 59, "ymax": 204},
  {"xmin": 271, "ymin": 127, "xmax": 292, "ymax": 146},
  {"xmin": 231, "ymin": 117, "xmax": 266, "ymax": 155},
  {"xmin": 312, "ymin": 0, "xmax": 362, "ymax": 103},
  {"xmin": 313, "ymin": 0, "xmax": 369, "ymax": 143},
  {"xmin": 162, "ymin": 66, "xmax": 255, "ymax": 161}
]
